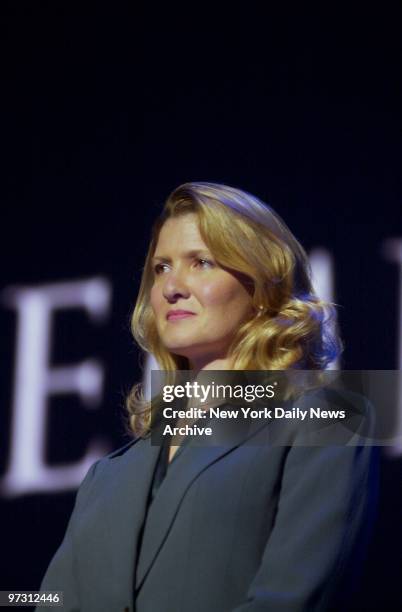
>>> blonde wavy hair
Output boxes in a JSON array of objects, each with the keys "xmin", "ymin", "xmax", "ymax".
[{"xmin": 126, "ymin": 182, "xmax": 342, "ymax": 437}]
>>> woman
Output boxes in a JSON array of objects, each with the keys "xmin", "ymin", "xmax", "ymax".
[{"xmin": 38, "ymin": 182, "xmax": 378, "ymax": 612}]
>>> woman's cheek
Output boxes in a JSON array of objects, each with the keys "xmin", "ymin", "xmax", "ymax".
[
  {"xmin": 150, "ymin": 286, "xmax": 161, "ymax": 312},
  {"xmin": 200, "ymin": 279, "xmax": 235, "ymax": 305}
]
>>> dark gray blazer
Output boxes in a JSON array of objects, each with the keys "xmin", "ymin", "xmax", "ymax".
[{"xmin": 38, "ymin": 395, "xmax": 378, "ymax": 612}]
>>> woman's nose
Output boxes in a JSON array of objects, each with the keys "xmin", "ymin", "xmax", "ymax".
[{"xmin": 162, "ymin": 270, "xmax": 190, "ymax": 302}]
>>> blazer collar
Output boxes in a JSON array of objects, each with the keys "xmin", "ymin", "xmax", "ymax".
[
  {"xmin": 133, "ymin": 408, "xmax": 269, "ymax": 592},
  {"xmin": 90, "ymin": 405, "xmax": 271, "ymax": 605}
]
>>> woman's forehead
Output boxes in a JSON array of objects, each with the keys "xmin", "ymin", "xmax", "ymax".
[{"xmin": 155, "ymin": 214, "xmax": 206, "ymax": 253}]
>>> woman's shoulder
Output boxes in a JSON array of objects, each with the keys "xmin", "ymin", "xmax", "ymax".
[
  {"xmin": 78, "ymin": 436, "xmax": 144, "ymax": 493},
  {"xmin": 104, "ymin": 436, "xmax": 142, "ymax": 459}
]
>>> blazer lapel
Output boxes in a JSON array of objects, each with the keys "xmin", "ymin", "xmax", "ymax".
[
  {"xmin": 134, "ymin": 409, "xmax": 270, "ymax": 592},
  {"xmin": 84, "ymin": 436, "xmax": 160, "ymax": 607},
  {"xmin": 89, "ymin": 404, "xmax": 279, "ymax": 604}
]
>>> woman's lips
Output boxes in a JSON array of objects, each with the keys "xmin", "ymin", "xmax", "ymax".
[{"xmin": 166, "ymin": 312, "xmax": 196, "ymax": 321}]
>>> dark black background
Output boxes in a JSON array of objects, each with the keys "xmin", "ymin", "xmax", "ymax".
[{"xmin": 0, "ymin": 2, "xmax": 401, "ymax": 609}]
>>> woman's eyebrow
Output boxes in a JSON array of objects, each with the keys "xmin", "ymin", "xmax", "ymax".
[{"xmin": 152, "ymin": 249, "xmax": 211, "ymax": 263}]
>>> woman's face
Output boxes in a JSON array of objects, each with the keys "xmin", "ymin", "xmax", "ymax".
[{"xmin": 150, "ymin": 214, "xmax": 254, "ymax": 368}]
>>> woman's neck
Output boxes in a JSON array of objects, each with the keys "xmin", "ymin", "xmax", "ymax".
[{"xmin": 189, "ymin": 354, "xmax": 234, "ymax": 373}]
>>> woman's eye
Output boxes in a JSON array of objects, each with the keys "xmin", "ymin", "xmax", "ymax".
[
  {"xmin": 195, "ymin": 258, "xmax": 214, "ymax": 269},
  {"xmin": 154, "ymin": 263, "xmax": 169, "ymax": 275},
  {"xmin": 154, "ymin": 259, "xmax": 214, "ymax": 275}
]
